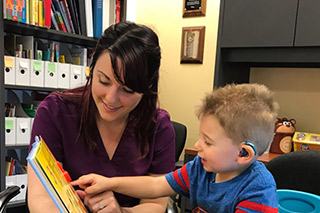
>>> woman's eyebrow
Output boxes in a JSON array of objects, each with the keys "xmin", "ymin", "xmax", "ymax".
[{"xmin": 97, "ymin": 70, "xmax": 110, "ymax": 80}]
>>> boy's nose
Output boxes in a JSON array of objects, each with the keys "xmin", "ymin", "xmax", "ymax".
[{"xmin": 194, "ymin": 139, "xmax": 201, "ymax": 151}]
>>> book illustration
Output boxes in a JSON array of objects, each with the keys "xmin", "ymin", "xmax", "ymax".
[
  {"xmin": 5, "ymin": 0, "xmax": 27, "ymax": 23},
  {"xmin": 27, "ymin": 136, "xmax": 88, "ymax": 212}
]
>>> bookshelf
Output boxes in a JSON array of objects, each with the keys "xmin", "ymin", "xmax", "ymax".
[
  {"xmin": 1, "ymin": 0, "xmax": 128, "ymax": 211},
  {"xmin": 3, "ymin": 19, "xmax": 97, "ymax": 47},
  {"xmin": 0, "ymin": 4, "xmax": 105, "ymax": 213}
]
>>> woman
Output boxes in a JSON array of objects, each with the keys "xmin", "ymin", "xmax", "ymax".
[{"xmin": 27, "ymin": 21, "xmax": 176, "ymax": 213}]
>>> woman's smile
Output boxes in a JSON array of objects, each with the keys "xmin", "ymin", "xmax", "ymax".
[{"xmin": 103, "ymin": 102, "xmax": 122, "ymax": 112}]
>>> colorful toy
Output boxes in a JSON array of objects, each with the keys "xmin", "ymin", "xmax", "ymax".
[
  {"xmin": 293, "ymin": 131, "xmax": 320, "ymax": 151},
  {"xmin": 269, "ymin": 118, "xmax": 296, "ymax": 154}
]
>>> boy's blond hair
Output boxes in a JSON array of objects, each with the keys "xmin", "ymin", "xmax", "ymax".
[{"xmin": 196, "ymin": 83, "xmax": 279, "ymax": 156}]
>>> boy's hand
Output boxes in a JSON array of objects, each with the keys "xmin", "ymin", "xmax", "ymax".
[{"xmin": 71, "ymin": 174, "xmax": 112, "ymax": 195}]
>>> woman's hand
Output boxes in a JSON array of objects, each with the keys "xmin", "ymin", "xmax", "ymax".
[{"xmin": 82, "ymin": 190, "xmax": 123, "ymax": 213}]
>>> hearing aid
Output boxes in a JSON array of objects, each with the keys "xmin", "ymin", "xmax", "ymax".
[
  {"xmin": 239, "ymin": 141, "xmax": 257, "ymax": 157},
  {"xmin": 239, "ymin": 148, "xmax": 249, "ymax": 157}
]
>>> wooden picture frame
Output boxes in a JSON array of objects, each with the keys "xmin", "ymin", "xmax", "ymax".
[
  {"xmin": 183, "ymin": 0, "xmax": 207, "ymax": 18},
  {"xmin": 180, "ymin": 26, "xmax": 205, "ymax": 64}
]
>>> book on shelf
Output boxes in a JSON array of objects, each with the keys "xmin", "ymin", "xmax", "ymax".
[
  {"xmin": 52, "ymin": 0, "xmax": 71, "ymax": 32},
  {"xmin": 26, "ymin": 0, "xmax": 29, "ymax": 24},
  {"xmin": 66, "ymin": 0, "xmax": 81, "ymax": 34},
  {"xmin": 70, "ymin": 46, "xmax": 87, "ymax": 66},
  {"xmin": 84, "ymin": 0, "xmax": 93, "ymax": 37},
  {"xmin": 103, "ymin": 0, "xmax": 115, "ymax": 30},
  {"xmin": 75, "ymin": 0, "xmax": 87, "ymax": 36},
  {"xmin": 50, "ymin": 8, "xmax": 60, "ymax": 31},
  {"xmin": 93, "ymin": 0, "xmax": 103, "ymax": 38},
  {"xmin": 5, "ymin": 0, "xmax": 27, "ymax": 23},
  {"xmin": 38, "ymin": 0, "xmax": 44, "ymax": 27},
  {"xmin": 16, "ymin": 36, "xmax": 34, "ymax": 59},
  {"xmin": 55, "ymin": 11, "xmax": 67, "ymax": 32},
  {"xmin": 44, "ymin": 0, "xmax": 52, "ymax": 28},
  {"xmin": 29, "ymin": 0, "xmax": 39, "ymax": 25},
  {"xmin": 27, "ymin": 136, "xmax": 88, "ymax": 213},
  {"xmin": 59, "ymin": 0, "xmax": 75, "ymax": 33},
  {"xmin": 115, "ymin": 0, "xmax": 121, "ymax": 24}
]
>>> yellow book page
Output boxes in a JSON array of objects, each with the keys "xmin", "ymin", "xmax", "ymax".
[{"xmin": 35, "ymin": 138, "xmax": 87, "ymax": 212}]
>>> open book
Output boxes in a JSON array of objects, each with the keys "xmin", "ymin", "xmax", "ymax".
[{"xmin": 27, "ymin": 136, "xmax": 88, "ymax": 212}]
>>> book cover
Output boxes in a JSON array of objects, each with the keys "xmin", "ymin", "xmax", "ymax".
[
  {"xmin": 52, "ymin": 0, "xmax": 70, "ymax": 32},
  {"xmin": 5, "ymin": 0, "xmax": 27, "ymax": 22},
  {"xmin": 27, "ymin": 136, "xmax": 88, "ymax": 213},
  {"xmin": 76, "ymin": 0, "xmax": 86, "ymax": 36},
  {"xmin": 38, "ymin": 0, "xmax": 44, "ymax": 27},
  {"xmin": 58, "ymin": 0, "xmax": 72, "ymax": 33},
  {"xmin": 93, "ymin": 0, "xmax": 103, "ymax": 38},
  {"xmin": 70, "ymin": 46, "xmax": 87, "ymax": 66},
  {"xmin": 102, "ymin": 0, "xmax": 115, "ymax": 30},
  {"xmin": 26, "ymin": 0, "xmax": 29, "ymax": 24},
  {"xmin": 44, "ymin": 0, "xmax": 52, "ymax": 28},
  {"xmin": 66, "ymin": 0, "xmax": 81, "ymax": 34},
  {"xmin": 3, "ymin": 0, "xmax": 7, "ymax": 19},
  {"xmin": 34, "ymin": 0, "xmax": 39, "ymax": 25},
  {"xmin": 55, "ymin": 11, "xmax": 67, "ymax": 32},
  {"xmin": 84, "ymin": 0, "xmax": 93, "ymax": 37},
  {"xmin": 60, "ymin": 0, "xmax": 75, "ymax": 33},
  {"xmin": 50, "ymin": 8, "xmax": 60, "ymax": 31},
  {"xmin": 115, "ymin": 0, "xmax": 120, "ymax": 24},
  {"xmin": 29, "ymin": 0, "xmax": 35, "ymax": 25}
]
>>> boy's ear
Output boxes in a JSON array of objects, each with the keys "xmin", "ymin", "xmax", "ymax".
[{"xmin": 237, "ymin": 143, "xmax": 256, "ymax": 164}]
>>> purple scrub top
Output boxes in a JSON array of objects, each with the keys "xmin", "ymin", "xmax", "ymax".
[{"xmin": 29, "ymin": 94, "xmax": 176, "ymax": 207}]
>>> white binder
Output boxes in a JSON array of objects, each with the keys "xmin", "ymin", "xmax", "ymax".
[
  {"xmin": 30, "ymin": 60, "xmax": 44, "ymax": 87},
  {"xmin": 5, "ymin": 117, "xmax": 16, "ymax": 146},
  {"xmin": 4, "ymin": 56, "xmax": 16, "ymax": 85},
  {"xmin": 57, "ymin": 63, "xmax": 71, "ymax": 89},
  {"xmin": 70, "ymin": 64, "xmax": 83, "ymax": 88},
  {"xmin": 5, "ymin": 176, "xmax": 17, "ymax": 202},
  {"xmin": 15, "ymin": 58, "xmax": 31, "ymax": 86},
  {"xmin": 16, "ymin": 117, "xmax": 31, "ymax": 146},
  {"xmin": 44, "ymin": 62, "xmax": 58, "ymax": 88},
  {"xmin": 15, "ymin": 174, "xmax": 28, "ymax": 201}
]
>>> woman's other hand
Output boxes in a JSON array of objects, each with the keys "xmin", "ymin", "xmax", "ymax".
[{"xmin": 83, "ymin": 190, "xmax": 123, "ymax": 213}]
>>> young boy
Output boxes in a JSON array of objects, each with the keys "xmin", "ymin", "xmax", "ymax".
[{"xmin": 73, "ymin": 83, "xmax": 279, "ymax": 212}]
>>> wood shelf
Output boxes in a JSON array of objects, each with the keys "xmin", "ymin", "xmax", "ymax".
[{"xmin": 3, "ymin": 19, "xmax": 98, "ymax": 48}]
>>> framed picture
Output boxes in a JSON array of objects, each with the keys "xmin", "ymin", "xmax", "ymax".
[
  {"xmin": 180, "ymin": 26, "xmax": 205, "ymax": 64},
  {"xmin": 183, "ymin": 0, "xmax": 207, "ymax": 18}
]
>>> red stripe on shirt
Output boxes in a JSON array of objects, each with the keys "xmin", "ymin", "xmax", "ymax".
[
  {"xmin": 237, "ymin": 200, "xmax": 278, "ymax": 213},
  {"xmin": 235, "ymin": 209, "xmax": 247, "ymax": 213},
  {"xmin": 180, "ymin": 165, "xmax": 190, "ymax": 189},
  {"xmin": 172, "ymin": 165, "xmax": 189, "ymax": 194}
]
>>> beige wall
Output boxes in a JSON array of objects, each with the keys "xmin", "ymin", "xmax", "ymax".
[
  {"xmin": 250, "ymin": 68, "xmax": 320, "ymax": 133},
  {"xmin": 135, "ymin": 1, "xmax": 221, "ymax": 154},
  {"xmin": 134, "ymin": 2, "xmax": 320, "ymax": 158}
]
